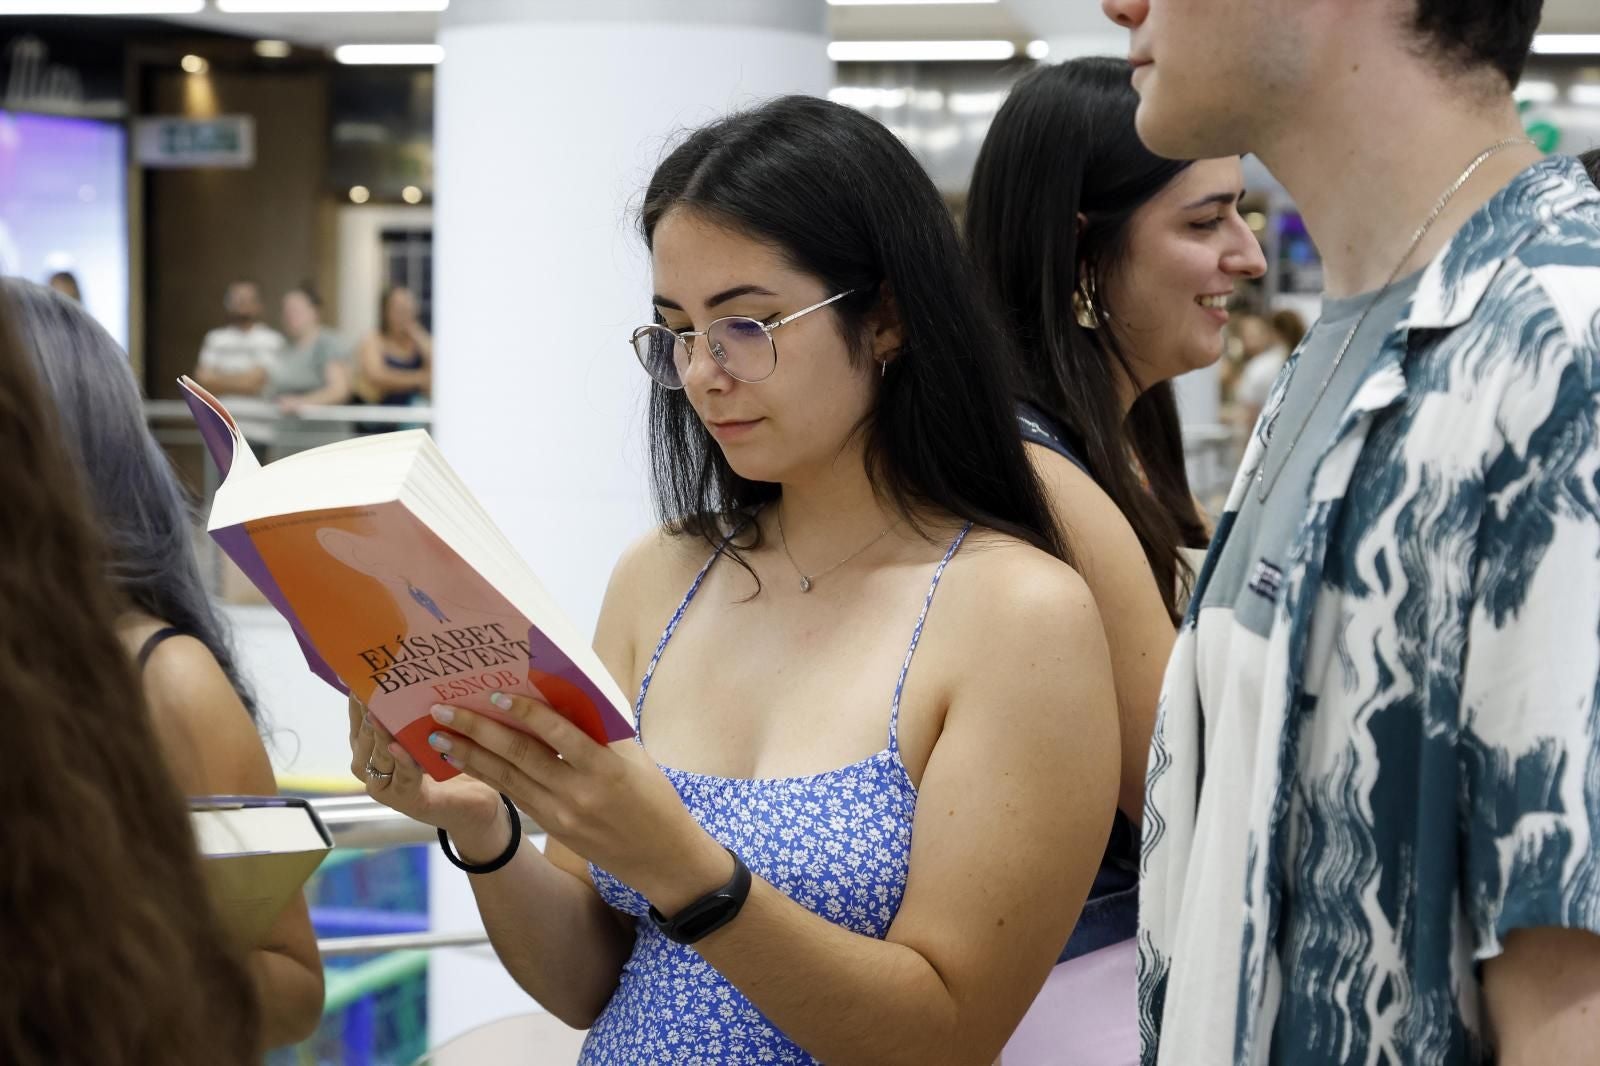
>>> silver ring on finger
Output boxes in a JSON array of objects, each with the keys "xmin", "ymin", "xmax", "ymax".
[{"xmin": 364, "ymin": 758, "xmax": 394, "ymax": 783}]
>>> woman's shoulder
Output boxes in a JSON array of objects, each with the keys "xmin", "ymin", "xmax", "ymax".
[
  {"xmin": 614, "ymin": 519, "xmax": 739, "ymax": 579},
  {"xmin": 132, "ymin": 626, "xmax": 242, "ymax": 716},
  {"xmin": 919, "ymin": 528, "xmax": 1110, "ymax": 712},
  {"xmin": 603, "ymin": 519, "xmax": 750, "ymax": 619},
  {"xmin": 945, "ymin": 527, "xmax": 1098, "ymax": 631},
  {"xmin": 1024, "ymin": 436, "xmax": 1164, "ymax": 591},
  {"xmin": 119, "ymin": 617, "xmax": 271, "ymax": 793}
]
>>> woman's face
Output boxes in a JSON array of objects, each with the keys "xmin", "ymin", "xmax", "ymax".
[
  {"xmin": 386, "ymin": 289, "xmax": 417, "ymax": 332},
  {"xmin": 1100, "ymin": 156, "xmax": 1267, "ymax": 393},
  {"xmin": 648, "ymin": 208, "xmax": 879, "ymax": 486}
]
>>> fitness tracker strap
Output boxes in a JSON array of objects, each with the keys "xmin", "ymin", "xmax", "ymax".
[{"xmin": 647, "ymin": 847, "xmax": 751, "ymax": 945}]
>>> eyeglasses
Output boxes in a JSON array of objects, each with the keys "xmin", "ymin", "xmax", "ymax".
[{"xmin": 629, "ymin": 289, "xmax": 858, "ymax": 390}]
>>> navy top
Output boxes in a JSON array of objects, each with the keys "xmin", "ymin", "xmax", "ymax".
[
  {"xmin": 1017, "ymin": 400, "xmax": 1140, "ymax": 964},
  {"xmin": 136, "ymin": 626, "xmax": 184, "ymax": 672}
]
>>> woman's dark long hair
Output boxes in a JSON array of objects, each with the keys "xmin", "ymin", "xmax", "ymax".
[
  {"xmin": 966, "ymin": 57, "xmax": 1209, "ymax": 620},
  {"xmin": 0, "ymin": 291, "xmax": 260, "ymax": 1064},
  {"xmin": 641, "ymin": 94, "xmax": 1069, "ymax": 568},
  {"xmin": 3, "ymin": 279, "xmax": 260, "ymax": 719}
]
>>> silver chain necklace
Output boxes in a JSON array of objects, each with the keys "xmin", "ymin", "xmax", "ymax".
[
  {"xmin": 775, "ymin": 502, "xmax": 896, "ymax": 593},
  {"xmin": 1255, "ymin": 137, "xmax": 1534, "ymax": 503}
]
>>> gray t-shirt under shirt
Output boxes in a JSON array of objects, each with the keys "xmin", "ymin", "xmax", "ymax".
[{"xmin": 1201, "ymin": 272, "xmax": 1423, "ymax": 635}]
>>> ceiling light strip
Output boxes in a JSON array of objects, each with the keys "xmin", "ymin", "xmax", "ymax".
[
  {"xmin": 1531, "ymin": 35, "xmax": 1600, "ymax": 55},
  {"xmin": 333, "ymin": 44, "xmax": 445, "ymax": 65},
  {"xmin": 828, "ymin": 40, "xmax": 1017, "ymax": 62},
  {"xmin": 219, "ymin": 0, "xmax": 448, "ymax": 12},
  {"xmin": 1, "ymin": 1, "xmax": 204, "ymax": 13}
]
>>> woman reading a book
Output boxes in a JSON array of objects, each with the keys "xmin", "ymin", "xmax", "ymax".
[
  {"xmin": 351, "ymin": 96, "xmax": 1119, "ymax": 1063},
  {"xmin": 0, "ymin": 289, "xmax": 261, "ymax": 1064},
  {"xmin": 5, "ymin": 279, "xmax": 326, "ymax": 1052}
]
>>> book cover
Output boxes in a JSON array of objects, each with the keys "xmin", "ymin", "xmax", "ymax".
[{"xmin": 180, "ymin": 378, "xmax": 635, "ymax": 781}]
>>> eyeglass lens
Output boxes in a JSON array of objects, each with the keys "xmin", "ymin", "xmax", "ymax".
[{"xmin": 631, "ymin": 317, "xmax": 775, "ymax": 388}]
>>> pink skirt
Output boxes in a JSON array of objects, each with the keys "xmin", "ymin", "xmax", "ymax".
[{"xmin": 1002, "ymin": 939, "xmax": 1139, "ymax": 1066}]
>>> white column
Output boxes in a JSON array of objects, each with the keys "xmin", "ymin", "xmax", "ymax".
[{"xmin": 428, "ymin": 0, "xmax": 827, "ymax": 1046}]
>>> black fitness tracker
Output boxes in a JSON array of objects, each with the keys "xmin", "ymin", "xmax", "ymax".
[{"xmin": 648, "ymin": 847, "xmax": 752, "ymax": 945}]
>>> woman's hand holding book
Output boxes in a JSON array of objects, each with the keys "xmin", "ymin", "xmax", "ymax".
[
  {"xmin": 422, "ymin": 689, "xmax": 732, "ymax": 913},
  {"xmin": 347, "ymin": 694, "xmax": 506, "ymax": 861}
]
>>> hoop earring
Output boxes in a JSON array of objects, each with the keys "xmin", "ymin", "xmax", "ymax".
[{"xmin": 1072, "ymin": 286, "xmax": 1099, "ymax": 330}]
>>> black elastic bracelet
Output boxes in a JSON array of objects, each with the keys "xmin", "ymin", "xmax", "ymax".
[{"xmin": 437, "ymin": 793, "xmax": 521, "ymax": 874}]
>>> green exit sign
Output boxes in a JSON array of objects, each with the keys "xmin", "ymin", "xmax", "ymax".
[{"xmin": 134, "ymin": 116, "xmax": 255, "ymax": 169}]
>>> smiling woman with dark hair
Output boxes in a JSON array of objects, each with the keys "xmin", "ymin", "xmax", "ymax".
[
  {"xmin": 349, "ymin": 94, "xmax": 1121, "ymax": 1065},
  {"xmin": 966, "ymin": 56, "xmax": 1266, "ymax": 1065}
]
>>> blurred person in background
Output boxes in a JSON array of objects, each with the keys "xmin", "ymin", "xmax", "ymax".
[
  {"xmin": 1103, "ymin": 0, "xmax": 1600, "ymax": 1059},
  {"xmin": 192, "ymin": 279, "xmax": 284, "ymax": 400},
  {"xmin": 46, "ymin": 270, "xmax": 80, "ymax": 302},
  {"xmin": 1233, "ymin": 307, "xmax": 1306, "ymax": 431},
  {"xmin": 0, "ymin": 287, "xmax": 260, "ymax": 1065},
  {"xmin": 356, "ymin": 284, "xmax": 432, "ymax": 406},
  {"xmin": 271, "ymin": 281, "xmax": 353, "ymax": 412},
  {"xmin": 966, "ymin": 55, "xmax": 1264, "ymax": 1066},
  {"xmin": 1270, "ymin": 307, "xmax": 1305, "ymax": 351},
  {"xmin": 6, "ymin": 278, "xmax": 325, "ymax": 1051},
  {"xmin": 351, "ymin": 95, "xmax": 1118, "ymax": 1066}
]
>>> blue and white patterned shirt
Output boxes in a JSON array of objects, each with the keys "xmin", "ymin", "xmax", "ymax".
[{"xmin": 1140, "ymin": 156, "xmax": 1600, "ymax": 1066}]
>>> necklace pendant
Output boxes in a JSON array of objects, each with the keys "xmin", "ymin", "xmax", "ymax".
[{"xmin": 799, "ymin": 575, "xmax": 813, "ymax": 593}]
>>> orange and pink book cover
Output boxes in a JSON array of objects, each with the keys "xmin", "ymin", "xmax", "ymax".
[{"xmin": 180, "ymin": 377, "xmax": 635, "ymax": 781}]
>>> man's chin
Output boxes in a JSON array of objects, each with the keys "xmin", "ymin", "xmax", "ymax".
[{"xmin": 1134, "ymin": 94, "xmax": 1246, "ymax": 163}]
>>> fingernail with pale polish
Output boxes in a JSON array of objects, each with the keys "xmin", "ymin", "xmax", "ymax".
[
  {"xmin": 431, "ymin": 704, "xmax": 454, "ymax": 724},
  {"xmin": 490, "ymin": 692, "xmax": 512, "ymax": 711},
  {"xmin": 428, "ymin": 732, "xmax": 453, "ymax": 753}
]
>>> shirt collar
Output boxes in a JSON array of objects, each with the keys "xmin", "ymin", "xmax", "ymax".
[{"xmin": 1403, "ymin": 155, "xmax": 1597, "ymax": 331}]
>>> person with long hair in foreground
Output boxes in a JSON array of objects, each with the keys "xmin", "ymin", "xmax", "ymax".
[
  {"xmin": 5, "ymin": 278, "xmax": 325, "ymax": 1049},
  {"xmin": 0, "ymin": 291, "xmax": 260, "ymax": 1065}
]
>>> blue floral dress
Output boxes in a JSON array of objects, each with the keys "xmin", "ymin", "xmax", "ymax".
[{"xmin": 583, "ymin": 526, "xmax": 970, "ymax": 1064}]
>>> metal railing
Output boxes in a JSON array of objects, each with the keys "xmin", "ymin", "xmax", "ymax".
[{"xmin": 306, "ymin": 795, "xmax": 544, "ymax": 957}]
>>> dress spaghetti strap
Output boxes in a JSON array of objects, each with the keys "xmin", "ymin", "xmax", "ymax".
[
  {"xmin": 634, "ymin": 518, "xmax": 752, "ymax": 734},
  {"xmin": 887, "ymin": 523, "xmax": 971, "ymax": 755},
  {"xmin": 136, "ymin": 627, "xmax": 184, "ymax": 672}
]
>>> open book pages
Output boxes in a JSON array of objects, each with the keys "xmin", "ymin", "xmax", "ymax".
[
  {"xmin": 180, "ymin": 376, "xmax": 635, "ymax": 781},
  {"xmin": 190, "ymin": 796, "xmax": 331, "ymax": 949}
]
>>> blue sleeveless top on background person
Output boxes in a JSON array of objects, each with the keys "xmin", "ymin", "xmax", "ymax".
[
  {"xmin": 1016, "ymin": 401, "xmax": 1140, "ymax": 964},
  {"xmin": 583, "ymin": 523, "xmax": 971, "ymax": 1064}
]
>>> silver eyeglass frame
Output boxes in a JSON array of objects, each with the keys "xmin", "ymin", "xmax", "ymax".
[{"xmin": 629, "ymin": 288, "xmax": 859, "ymax": 389}]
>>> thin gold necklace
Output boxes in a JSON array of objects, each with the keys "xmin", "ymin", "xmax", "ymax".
[
  {"xmin": 775, "ymin": 502, "xmax": 897, "ymax": 593},
  {"xmin": 1256, "ymin": 137, "xmax": 1534, "ymax": 503}
]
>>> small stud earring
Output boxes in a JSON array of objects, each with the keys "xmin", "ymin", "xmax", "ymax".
[{"xmin": 1072, "ymin": 286, "xmax": 1099, "ymax": 330}]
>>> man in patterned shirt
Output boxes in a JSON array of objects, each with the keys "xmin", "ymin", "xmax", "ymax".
[{"xmin": 1098, "ymin": 0, "xmax": 1600, "ymax": 1063}]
